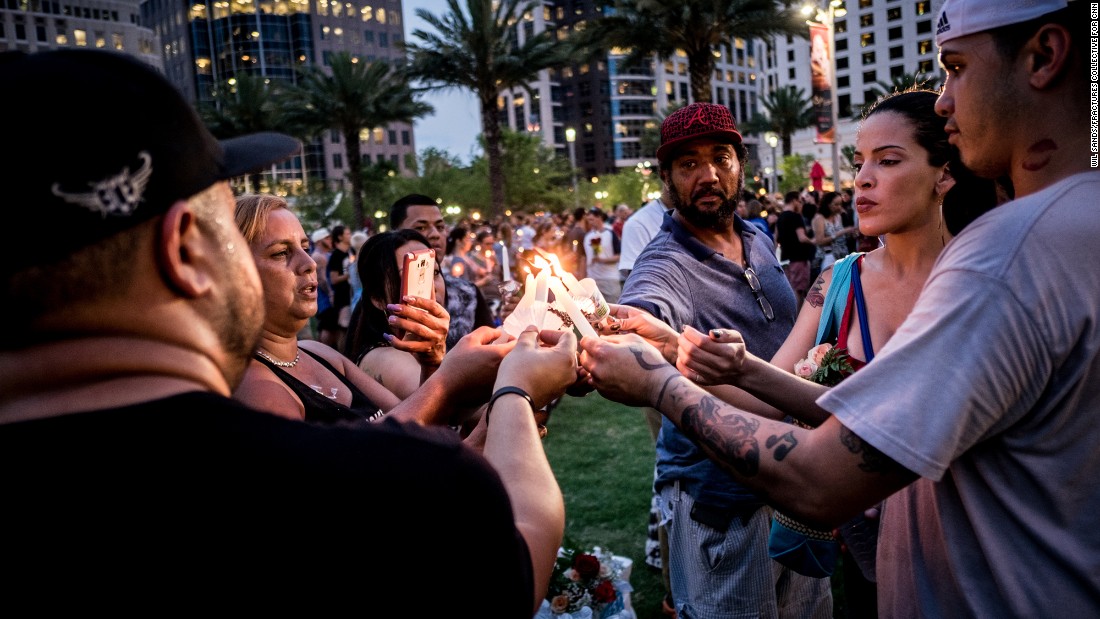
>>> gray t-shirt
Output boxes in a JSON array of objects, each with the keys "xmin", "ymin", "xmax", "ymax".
[{"xmin": 820, "ymin": 172, "xmax": 1100, "ymax": 617}]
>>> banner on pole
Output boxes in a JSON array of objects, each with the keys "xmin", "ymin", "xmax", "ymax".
[{"xmin": 810, "ymin": 22, "xmax": 835, "ymax": 144}]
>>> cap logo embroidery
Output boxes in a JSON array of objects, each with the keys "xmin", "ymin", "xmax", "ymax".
[
  {"xmin": 51, "ymin": 151, "xmax": 153, "ymax": 218},
  {"xmin": 684, "ymin": 106, "xmax": 713, "ymax": 128},
  {"xmin": 936, "ymin": 11, "xmax": 951, "ymax": 36}
]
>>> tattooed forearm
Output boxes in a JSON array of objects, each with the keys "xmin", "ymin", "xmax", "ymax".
[
  {"xmin": 654, "ymin": 373, "xmax": 679, "ymax": 410},
  {"xmin": 628, "ymin": 344, "xmax": 668, "ymax": 371},
  {"xmin": 765, "ymin": 431, "xmax": 798, "ymax": 461},
  {"xmin": 839, "ymin": 425, "xmax": 898, "ymax": 473},
  {"xmin": 677, "ymin": 392, "xmax": 761, "ymax": 477}
]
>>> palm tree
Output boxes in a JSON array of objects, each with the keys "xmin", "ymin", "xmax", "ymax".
[
  {"xmin": 279, "ymin": 54, "xmax": 432, "ymax": 229},
  {"xmin": 576, "ymin": 0, "xmax": 803, "ymax": 104},
  {"xmin": 741, "ymin": 85, "xmax": 814, "ymax": 156},
  {"xmin": 405, "ymin": 0, "xmax": 572, "ymax": 219},
  {"xmin": 859, "ymin": 72, "xmax": 940, "ymax": 116},
  {"xmin": 200, "ymin": 73, "xmax": 281, "ymax": 190}
]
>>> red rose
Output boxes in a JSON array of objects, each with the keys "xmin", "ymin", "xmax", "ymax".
[
  {"xmin": 592, "ymin": 580, "xmax": 617, "ymax": 604},
  {"xmin": 590, "ymin": 237, "xmax": 602, "ymax": 246},
  {"xmin": 573, "ymin": 553, "xmax": 600, "ymax": 579}
]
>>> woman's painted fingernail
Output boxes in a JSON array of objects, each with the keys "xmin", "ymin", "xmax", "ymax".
[
  {"xmin": 387, "ymin": 315, "xmax": 398, "ymax": 324},
  {"xmin": 386, "ymin": 304, "xmax": 401, "ymax": 312},
  {"xmin": 382, "ymin": 333, "xmax": 394, "ymax": 342},
  {"xmin": 710, "ymin": 329, "xmax": 723, "ymax": 339}
]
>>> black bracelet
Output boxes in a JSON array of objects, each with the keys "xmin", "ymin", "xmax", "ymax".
[{"xmin": 485, "ymin": 386, "xmax": 534, "ymax": 428}]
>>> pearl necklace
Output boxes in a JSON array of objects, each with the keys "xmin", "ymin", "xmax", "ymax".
[{"xmin": 256, "ymin": 348, "xmax": 300, "ymax": 368}]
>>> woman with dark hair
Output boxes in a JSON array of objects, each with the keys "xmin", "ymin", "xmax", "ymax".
[
  {"xmin": 810, "ymin": 191, "xmax": 857, "ymax": 272},
  {"xmin": 345, "ymin": 230, "xmax": 449, "ymax": 400}
]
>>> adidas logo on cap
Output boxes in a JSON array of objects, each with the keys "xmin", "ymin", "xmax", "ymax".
[{"xmin": 936, "ymin": 11, "xmax": 950, "ymax": 36}]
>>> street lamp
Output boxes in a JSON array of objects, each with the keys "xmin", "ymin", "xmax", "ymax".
[
  {"xmin": 764, "ymin": 131, "xmax": 779, "ymax": 194},
  {"xmin": 565, "ymin": 127, "xmax": 578, "ymax": 208},
  {"xmin": 803, "ymin": 0, "xmax": 845, "ymax": 191}
]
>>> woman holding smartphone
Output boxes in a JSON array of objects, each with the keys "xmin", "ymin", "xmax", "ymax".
[
  {"xmin": 345, "ymin": 230, "xmax": 451, "ymax": 400},
  {"xmin": 232, "ymin": 195, "xmax": 448, "ymax": 424}
]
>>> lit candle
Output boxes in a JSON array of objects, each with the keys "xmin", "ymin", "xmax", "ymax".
[
  {"xmin": 549, "ymin": 278, "xmax": 598, "ymax": 339},
  {"xmin": 499, "ymin": 241, "xmax": 511, "ymax": 282},
  {"xmin": 547, "ymin": 254, "xmax": 580, "ymax": 290}
]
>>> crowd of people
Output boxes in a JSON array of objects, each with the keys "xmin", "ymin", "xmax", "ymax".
[{"xmin": 3, "ymin": 0, "xmax": 1097, "ymax": 616}]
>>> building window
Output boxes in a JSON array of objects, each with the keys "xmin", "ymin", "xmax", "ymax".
[
  {"xmin": 787, "ymin": 49, "xmax": 794, "ymax": 62},
  {"xmin": 95, "ymin": 31, "xmax": 106, "ymax": 48},
  {"xmin": 837, "ymin": 75, "xmax": 849, "ymax": 88},
  {"xmin": 858, "ymin": 0, "xmax": 872, "ymax": 7},
  {"xmin": 35, "ymin": 19, "xmax": 47, "ymax": 42},
  {"xmin": 788, "ymin": 67, "xmax": 796, "ymax": 80},
  {"xmin": 73, "ymin": 28, "xmax": 87, "ymax": 46},
  {"xmin": 915, "ymin": 1, "xmax": 931, "ymax": 16},
  {"xmin": 916, "ymin": 19, "xmax": 932, "ymax": 34},
  {"xmin": 864, "ymin": 89, "xmax": 878, "ymax": 106},
  {"xmin": 113, "ymin": 33, "xmax": 125, "ymax": 50},
  {"xmin": 839, "ymin": 93, "xmax": 851, "ymax": 118},
  {"xmin": 888, "ymin": 26, "xmax": 902, "ymax": 40},
  {"xmin": 889, "ymin": 46, "xmax": 903, "ymax": 59},
  {"xmin": 863, "ymin": 70, "xmax": 876, "ymax": 83},
  {"xmin": 835, "ymin": 19, "xmax": 847, "ymax": 34},
  {"xmin": 859, "ymin": 13, "xmax": 873, "ymax": 28},
  {"xmin": 388, "ymin": 130, "xmax": 396, "ymax": 145},
  {"xmin": 917, "ymin": 39, "xmax": 933, "ymax": 55},
  {"xmin": 836, "ymin": 56, "xmax": 849, "ymax": 70},
  {"xmin": 333, "ymin": 153, "xmax": 343, "ymax": 168},
  {"xmin": 890, "ymin": 64, "xmax": 905, "ymax": 78},
  {"xmin": 379, "ymin": 32, "xmax": 388, "ymax": 47},
  {"xmin": 14, "ymin": 18, "xmax": 26, "ymax": 41},
  {"xmin": 836, "ymin": 38, "xmax": 848, "ymax": 51},
  {"xmin": 331, "ymin": 130, "xmax": 341, "ymax": 143},
  {"xmin": 401, "ymin": 130, "xmax": 410, "ymax": 145},
  {"xmin": 372, "ymin": 128, "xmax": 384, "ymax": 143},
  {"xmin": 888, "ymin": 7, "xmax": 902, "ymax": 21},
  {"xmin": 918, "ymin": 59, "xmax": 934, "ymax": 74},
  {"xmin": 861, "ymin": 32, "xmax": 874, "ymax": 47},
  {"xmin": 862, "ymin": 51, "xmax": 875, "ymax": 65}
]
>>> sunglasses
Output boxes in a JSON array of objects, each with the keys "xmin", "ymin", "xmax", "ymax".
[{"xmin": 744, "ymin": 267, "xmax": 775, "ymax": 322}]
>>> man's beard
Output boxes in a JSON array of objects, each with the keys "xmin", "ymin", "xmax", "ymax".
[{"xmin": 668, "ymin": 179, "xmax": 741, "ymax": 232}]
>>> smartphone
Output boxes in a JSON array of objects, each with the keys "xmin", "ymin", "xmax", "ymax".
[{"xmin": 401, "ymin": 248, "xmax": 436, "ymax": 302}]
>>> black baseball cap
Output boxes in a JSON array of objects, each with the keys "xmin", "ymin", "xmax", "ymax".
[{"xmin": 0, "ymin": 49, "xmax": 301, "ymax": 274}]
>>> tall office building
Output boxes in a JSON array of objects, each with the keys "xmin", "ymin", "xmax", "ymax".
[
  {"xmin": 765, "ymin": 0, "xmax": 942, "ymax": 189},
  {"xmin": 0, "ymin": 0, "xmax": 161, "ymax": 65},
  {"xmin": 497, "ymin": 1, "xmax": 766, "ymax": 188},
  {"xmin": 141, "ymin": 0, "xmax": 416, "ymax": 191},
  {"xmin": 499, "ymin": 0, "xmax": 942, "ymax": 195}
]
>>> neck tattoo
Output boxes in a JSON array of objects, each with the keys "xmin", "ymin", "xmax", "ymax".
[{"xmin": 256, "ymin": 348, "xmax": 300, "ymax": 368}]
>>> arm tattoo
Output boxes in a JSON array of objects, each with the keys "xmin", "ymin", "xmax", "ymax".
[
  {"xmin": 806, "ymin": 268, "xmax": 830, "ymax": 308},
  {"xmin": 678, "ymin": 392, "xmax": 761, "ymax": 477},
  {"xmin": 839, "ymin": 425, "xmax": 896, "ymax": 474},
  {"xmin": 628, "ymin": 344, "xmax": 667, "ymax": 371},
  {"xmin": 765, "ymin": 431, "xmax": 798, "ymax": 461}
]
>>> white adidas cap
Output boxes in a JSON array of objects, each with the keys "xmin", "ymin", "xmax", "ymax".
[{"xmin": 935, "ymin": 0, "xmax": 1068, "ymax": 46}]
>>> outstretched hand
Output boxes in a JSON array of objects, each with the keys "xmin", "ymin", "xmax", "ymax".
[
  {"xmin": 387, "ymin": 296, "xmax": 450, "ymax": 367},
  {"xmin": 676, "ymin": 326, "xmax": 747, "ymax": 386},
  {"xmin": 495, "ymin": 327, "xmax": 578, "ymax": 410},
  {"xmin": 578, "ymin": 333, "xmax": 677, "ymax": 408},
  {"xmin": 435, "ymin": 326, "xmax": 515, "ymax": 410},
  {"xmin": 597, "ymin": 304, "xmax": 679, "ymax": 364}
]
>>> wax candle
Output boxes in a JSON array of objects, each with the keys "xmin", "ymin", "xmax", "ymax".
[
  {"xmin": 534, "ymin": 267, "xmax": 549, "ymax": 304},
  {"xmin": 500, "ymin": 241, "xmax": 511, "ymax": 281},
  {"xmin": 548, "ymin": 278, "xmax": 598, "ymax": 339},
  {"xmin": 548, "ymin": 254, "xmax": 580, "ymax": 290}
]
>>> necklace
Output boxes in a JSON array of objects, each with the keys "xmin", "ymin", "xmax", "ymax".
[{"xmin": 256, "ymin": 348, "xmax": 300, "ymax": 368}]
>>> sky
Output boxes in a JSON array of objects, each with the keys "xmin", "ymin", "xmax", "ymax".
[{"xmin": 403, "ymin": 0, "xmax": 482, "ymax": 164}]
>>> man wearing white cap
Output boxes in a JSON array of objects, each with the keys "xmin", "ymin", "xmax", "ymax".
[{"xmin": 580, "ymin": 1, "xmax": 1100, "ymax": 616}]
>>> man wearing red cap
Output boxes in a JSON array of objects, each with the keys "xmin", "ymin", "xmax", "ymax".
[
  {"xmin": 581, "ymin": 1, "xmax": 1100, "ymax": 616},
  {"xmin": 616, "ymin": 103, "xmax": 829, "ymax": 617}
]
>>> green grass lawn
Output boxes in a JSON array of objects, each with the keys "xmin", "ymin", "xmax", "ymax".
[
  {"xmin": 543, "ymin": 392, "xmax": 857, "ymax": 619},
  {"xmin": 542, "ymin": 392, "xmax": 666, "ymax": 619}
]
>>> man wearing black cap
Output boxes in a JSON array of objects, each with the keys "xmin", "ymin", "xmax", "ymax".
[
  {"xmin": 0, "ymin": 49, "xmax": 575, "ymax": 614},
  {"xmin": 615, "ymin": 103, "xmax": 828, "ymax": 617},
  {"xmin": 581, "ymin": 0, "xmax": 1100, "ymax": 616}
]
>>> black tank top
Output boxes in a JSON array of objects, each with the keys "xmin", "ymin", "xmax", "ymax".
[{"xmin": 253, "ymin": 347, "xmax": 384, "ymax": 425}]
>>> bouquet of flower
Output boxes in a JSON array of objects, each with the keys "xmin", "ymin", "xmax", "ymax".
[
  {"xmin": 542, "ymin": 546, "xmax": 627, "ymax": 618},
  {"xmin": 794, "ymin": 343, "xmax": 854, "ymax": 387}
]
